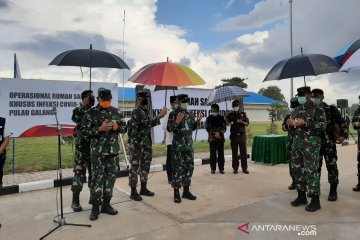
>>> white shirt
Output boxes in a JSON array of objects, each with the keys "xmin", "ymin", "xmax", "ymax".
[{"xmin": 162, "ymin": 109, "xmax": 173, "ymax": 145}]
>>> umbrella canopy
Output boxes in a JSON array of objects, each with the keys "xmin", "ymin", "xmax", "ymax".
[
  {"xmin": 206, "ymin": 86, "xmax": 250, "ymax": 106},
  {"xmin": 334, "ymin": 39, "xmax": 360, "ymax": 65},
  {"xmin": 339, "ymin": 48, "xmax": 360, "ymax": 72},
  {"xmin": 263, "ymin": 53, "xmax": 340, "ymax": 84},
  {"xmin": 49, "ymin": 44, "xmax": 129, "ymax": 89},
  {"xmin": 128, "ymin": 62, "xmax": 205, "ymax": 87}
]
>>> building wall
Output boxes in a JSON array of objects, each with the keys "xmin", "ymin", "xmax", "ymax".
[{"xmin": 244, "ymin": 104, "xmax": 271, "ymax": 121}]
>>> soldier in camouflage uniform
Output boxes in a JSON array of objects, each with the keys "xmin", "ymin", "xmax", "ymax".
[
  {"xmin": 352, "ymin": 95, "xmax": 360, "ymax": 192},
  {"xmin": 311, "ymin": 89, "xmax": 348, "ymax": 201},
  {"xmin": 70, "ymin": 90, "xmax": 94, "ymax": 212},
  {"xmin": 282, "ymin": 97, "xmax": 300, "ymax": 190},
  {"xmin": 167, "ymin": 94, "xmax": 203, "ymax": 203},
  {"xmin": 81, "ymin": 88, "xmax": 126, "ymax": 221},
  {"xmin": 288, "ymin": 87, "xmax": 326, "ymax": 212},
  {"xmin": 128, "ymin": 91, "xmax": 167, "ymax": 201}
]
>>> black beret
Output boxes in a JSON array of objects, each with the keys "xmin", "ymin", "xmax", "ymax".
[
  {"xmin": 211, "ymin": 103, "xmax": 219, "ymax": 109},
  {"xmin": 311, "ymin": 88, "xmax": 324, "ymax": 95},
  {"xmin": 98, "ymin": 88, "xmax": 112, "ymax": 100},
  {"xmin": 170, "ymin": 95, "xmax": 177, "ymax": 103},
  {"xmin": 177, "ymin": 94, "xmax": 189, "ymax": 102},
  {"xmin": 136, "ymin": 91, "xmax": 149, "ymax": 98},
  {"xmin": 297, "ymin": 86, "xmax": 311, "ymax": 96}
]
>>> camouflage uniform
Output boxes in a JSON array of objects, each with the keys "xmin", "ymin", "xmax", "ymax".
[
  {"xmin": 128, "ymin": 107, "xmax": 161, "ymax": 187},
  {"xmin": 318, "ymin": 102, "xmax": 348, "ymax": 184},
  {"xmin": 167, "ymin": 105, "xmax": 198, "ymax": 189},
  {"xmin": 71, "ymin": 104, "xmax": 91, "ymax": 193},
  {"xmin": 290, "ymin": 101, "xmax": 326, "ymax": 197},
  {"xmin": 81, "ymin": 105, "xmax": 126, "ymax": 204},
  {"xmin": 352, "ymin": 106, "xmax": 360, "ymax": 190}
]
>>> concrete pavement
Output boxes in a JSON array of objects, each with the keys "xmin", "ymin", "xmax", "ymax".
[{"xmin": 0, "ymin": 145, "xmax": 359, "ymax": 240}]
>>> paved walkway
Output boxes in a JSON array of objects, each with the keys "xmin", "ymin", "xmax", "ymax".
[{"xmin": 2, "ymin": 150, "xmax": 234, "ymax": 186}]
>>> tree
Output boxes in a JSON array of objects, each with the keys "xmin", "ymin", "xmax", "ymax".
[
  {"xmin": 216, "ymin": 77, "xmax": 248, "ymax": 89},
  {"xmin": 258, "ymin": 85, "xmax": 286, "ymax": 102}
]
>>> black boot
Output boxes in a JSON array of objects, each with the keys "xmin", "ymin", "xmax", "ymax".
[
  {"xmin": 305, "ymin": 195, "xmax": 321, "ymax": 212},
  {"xmin": 328, "ymin": 183, "xmax": 338, "ymax": 201},
  {"xmin": 89, "ymin": 202, "xmax": 100, "ymax": 221},
  {"xmin": 101, "ymin": 195, "xmax": 118, "ymax": 215},
  {"xmin": 290, "ymin": 190, "xmax": 308, "ymax": 207},
  {"xmin": 130, "ymin": 187, "xmax": 142, "ymax": 201},
  {"xmin": 288, "ymin": 182, "xmax": 296, "ymax": 190},
  {"xmin": 353, "ymin": 176, "xmax": 360, "ymax": 192},
  {"xmin": 140, "ymin": 182, "xmax": 155, "ymax": 196},
  {"xmin": 182, "ymin": 186, "xmax": 197, "ymax": 200},
  {"xmin": 174, "ymin": 188, "xmax": 181, "ymax": 203},
  {"xmin": 71, "ymin": 192, "xmax": 82, "ymax": 212}
]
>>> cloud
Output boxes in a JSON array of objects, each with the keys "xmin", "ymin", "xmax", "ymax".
[
  {"xmin": 0, "ymin": 0, "xmax": 9, "ymax": 8},
  {"xmin": 225, "ymin": 0, "xmax": 236, "ymax": 9},
  {"xmin": 214, "ymin": 0, "xmax": 287, "ymax": 31}
]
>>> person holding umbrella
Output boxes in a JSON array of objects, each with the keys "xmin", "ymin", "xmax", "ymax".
[
  {"xmin": 225, "ymin": 100, "xmax": 250, "ymax": 174},
  {"xmin": 70, "ymin": 90, "xmax": 95, "ymax": 212},
  {"xmin": 206, "ymin": 103, "xmax": 227, "ymax": 174},
  {"xmin": 128, "ymin": 91, "xmax": 167, "ymax": 201},
  {"xmin": 288, "ymin": 87, "xmax": 326, "ymax": 212},
  {"xmin": 81, "ymin": 88, "xmax": 127, "ymax": 221},
  {"xmin": 311, "ymin": 88, "xmax": 348, "ymax": 201},
  {"xmin": 352, "ymin": 95, "xmax": 360, "ymax": 192},
  {"xmin": 167, "ymin": 94, "xmax": 203, "ymax": 203}
]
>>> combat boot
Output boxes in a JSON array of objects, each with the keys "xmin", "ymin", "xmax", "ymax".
[
  {"xmin": 174, "ymin": 188, "xmax": 181, "ymax": 203},
  {"xmin": 71, "ymin": 192, "xmax": 82, "ymax": 212},
  {"xmin": 140, "ymin": 182, "xmax": 155, "ymax": 196},
  {"xmin": 352, "ymin": 176, "xmax": 360, "ymax": 191},
  {"xmin": 182, "ymin": 186, "xmax": 197, "ymax": 200},
  {"xmin": 328, "ymin": 183, "xmax": 338, "ymax": 201},
  {"xmin": 101, "ymin": 195, "xmax": 118, "ymax": 215},
  {"xmin": 89, "ymin": 202, "xmax": 100, "ymax": 221},
  {"xmin": 290, "ymin": 190, "xmax": 308, "ymax": 207},
  {"xmin": 288, "ymin": 182, "xmax": 296, "ymax": 190},
  {"xmin": 130, "ymin": 187, "xmax": 142, "ymax": 201},
  {"xmin": 305, "ymin": 195, "xmax": 321, "ymax": 212}
]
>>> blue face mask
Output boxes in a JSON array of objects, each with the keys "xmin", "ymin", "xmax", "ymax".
[
  {"xmin": 181, "ymin": 103, "xmax": 189, "ymax": 109},
  {"xmin": 312, "ymin": 98, "xmax": 321, "ymax": 105},
  {"xmin": 298, "ymin": 97, "xmax": 307, "ymax": 105}
]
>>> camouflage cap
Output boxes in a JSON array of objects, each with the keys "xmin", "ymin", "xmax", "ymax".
[
  {"xmin": 177, "ymin": 94, "xmax": 189, "ymax": 103},
  {"xmin": 297, "ymin": 86, "xmax": 311, "ymax": 96},
  {"xmin": 98, "ymin": 88, "xmax": 112, "ymax": 100},
  {"xmin": 136, "ymin": 91, "xmax": 149, "ymax": 98},
  {"xmin": 170, "ymin": 95, "xmax": 177, "ymax": 103}
]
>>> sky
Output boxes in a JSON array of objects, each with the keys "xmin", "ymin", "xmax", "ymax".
[{"xmin": 0, "ymin": 0, "xmax": 360, "ymax": 105}]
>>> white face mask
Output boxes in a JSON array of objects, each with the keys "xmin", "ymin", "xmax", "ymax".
[
  {"xmin": 233, "ymin": 107, "xmax": 240, "ymax": 112},
  {"xmin": 212, "ymin": 112, "xmax": 219, "ymax": 116},
  {"xmin": 181, "ymin": 103, "xmax": 189, "ymax": 110}
]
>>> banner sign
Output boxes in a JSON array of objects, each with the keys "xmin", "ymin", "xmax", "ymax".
[
  {"xmin": 0, "ymin": 78, "xmax": 118, "ymax": 137},
  {"xmin": 148, "ymin": 88, "xmax": 232, "ymax": 143}
]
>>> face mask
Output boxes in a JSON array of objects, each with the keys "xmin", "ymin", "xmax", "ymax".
[
  {"xmin": 298, "ymin": 97, "xmax": 307, "ymax": 105},
  {"xmin": 312, "ymin": 98, "xmax": 321, "ymax": 105},
  {"xmin": 99, "ymin": 100, "xmax": 111, "ymax": 109},
  {"xmin": 171, "ymin": 104, "xmax": 178, "ymax": 110},
  {"xmin": 212, "ymin": 112, "xmax": 219, "ymax": 116},
  {"xmin": 181, "ymin": 103, "xmax": 189, "ymax": 109},
  {"xmin": 233, "ymin": 107, "xmax": 240, "ymax": 112}
]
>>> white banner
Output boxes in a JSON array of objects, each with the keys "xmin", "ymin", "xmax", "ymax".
[
  {"xmin": 0, "ymin": 78, "xmax": 118, "ymax": 137},
  {"xmin": 148, "ymin": 87, "xmax": 232, "ymax": 143}
]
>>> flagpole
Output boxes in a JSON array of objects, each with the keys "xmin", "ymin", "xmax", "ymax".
[
  {"xmin": 122, "ymin": 10, "xmax": 126, "ymax": 112},
  {"xmin": 12, "ymin": 53, "xmax": 16, "ymax": 174}
]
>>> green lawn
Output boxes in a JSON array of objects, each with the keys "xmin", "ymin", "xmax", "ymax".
[{"xmin": 3, "ymin": 121, "xmax": 357, "ymax": 174}]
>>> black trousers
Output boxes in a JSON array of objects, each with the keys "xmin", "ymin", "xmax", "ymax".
[
  {"xmin": 166, "ymin": 144, "xmax": 173, "ymax": 182},
  {"xmin": 0, "ymin": 158, "xmax": 4, "ymax": 186},
  {"xmin": 230, "ymin": 134, "xmax": 247, "ymax": 171},
  {"xmin": 209, "ymin": 140, "xmax": 225, "ymax": 171}
]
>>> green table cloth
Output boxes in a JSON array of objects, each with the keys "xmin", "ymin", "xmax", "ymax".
[{"xmin": 251, "ymin": 135, "xmax": 289, "ymax": 165}]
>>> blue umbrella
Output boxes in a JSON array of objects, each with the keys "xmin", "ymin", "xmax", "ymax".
[{"xmin": 206, "ymin": 85, "xmax": 250, "ymax": 109}]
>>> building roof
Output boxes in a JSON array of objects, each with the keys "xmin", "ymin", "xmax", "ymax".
[{"xmin": 118, "ymin": 87, "xmax": 281, "ymax": 105}]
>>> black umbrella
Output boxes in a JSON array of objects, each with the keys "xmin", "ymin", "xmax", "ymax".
[
  {"xmin": 49, "ymin": 44, "xmax": 130, "ymax": 89},
  {"xmin": 263, "ymin": 52, "xmax": 340, "ymax": 85}
]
